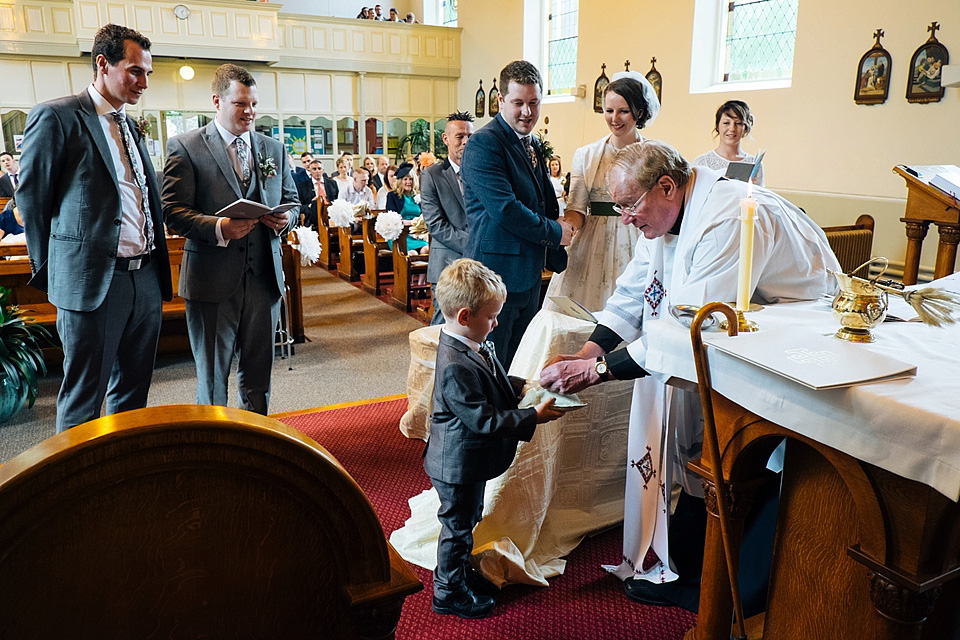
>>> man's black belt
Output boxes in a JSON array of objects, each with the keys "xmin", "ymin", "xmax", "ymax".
[{"xmin": 115, "ymin": 253, "xmax": 151, "ymax": 271}]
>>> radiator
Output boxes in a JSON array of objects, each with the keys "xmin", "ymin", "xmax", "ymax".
[{"xmin": 825, "ymin": 228, "xmax": 873, "ymax": 278}]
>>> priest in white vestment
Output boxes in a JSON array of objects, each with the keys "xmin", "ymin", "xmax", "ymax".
[{"xmin": 540, "ymin": 140, "xmax": 840, "ymax": 606}]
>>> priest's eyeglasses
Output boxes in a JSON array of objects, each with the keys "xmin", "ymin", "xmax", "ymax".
[{"xmin": 612, "ymin": 190, "xmax": 649, "ymax": 217}]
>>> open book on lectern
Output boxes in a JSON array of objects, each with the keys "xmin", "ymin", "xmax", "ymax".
[{"xmin": 214, "ymin": 199, "xmax": 299, "ymax": 220}]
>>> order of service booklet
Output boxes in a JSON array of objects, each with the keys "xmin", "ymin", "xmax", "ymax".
[
  {"xmin": 214, "ymin": 199, "xmax": 299, "ymax": 220},
  {"xmin": 709, "ymin": 328, "xmax": 917, "ymax": 390}
]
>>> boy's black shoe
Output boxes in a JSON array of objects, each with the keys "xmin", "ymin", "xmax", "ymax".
[
  {"xmin": 432, "ymin": 590, "xmax": 495, "ymax": 619},
  {"xmin": 622, "ymin": 578, "xmax": 679, "ymax": 607},
  {"xmin": 465, "ymin": 566, "xmax": 500, "ymax": 597}
]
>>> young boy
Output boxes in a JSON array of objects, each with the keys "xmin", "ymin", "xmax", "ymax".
[{"xmin": 426, "ymin": 258, "xmax": 562, "ymax": 619}]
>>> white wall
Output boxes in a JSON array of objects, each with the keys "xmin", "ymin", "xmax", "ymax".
[{"xmin": 457, "ymin": 0, "xmax": 960, "ymax": 276}]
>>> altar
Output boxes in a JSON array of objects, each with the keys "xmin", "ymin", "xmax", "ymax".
[{"xmin": 643, "ymin": 274, "xmax": 960, "ymax": 639}]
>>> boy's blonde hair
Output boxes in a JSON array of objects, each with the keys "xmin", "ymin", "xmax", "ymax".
[{"xmin": 435, "ymin": 259, "xmax": 507, "ymax": 318}]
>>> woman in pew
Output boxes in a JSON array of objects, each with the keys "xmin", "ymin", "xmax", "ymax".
[
  {"xmin": 692, "ymin": 99, "xmax": 764, "ymax": 186},
  {"xmin": 333, "ymin": 156, "xmax": 351, "ymax": 193},
  {"xmin": 376, "ymin": 164, "xmax": 397, "ymax": 209},
  {"xmin": 543, "ymin": 70, "xmax": 660, "ymax": 313},
  {"xmin": 386, "ymin": 163, "xmax": 427, "ymax": 285}
]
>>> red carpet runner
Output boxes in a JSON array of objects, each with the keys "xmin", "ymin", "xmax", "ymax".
[{"xmin": 280, "ymin": 398, "xmax": 696, "ymax": 640}]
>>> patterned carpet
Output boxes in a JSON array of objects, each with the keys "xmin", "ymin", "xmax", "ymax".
[{"xmin": 279, "ymin": 397, "xmax": 697, "ymax": 640}]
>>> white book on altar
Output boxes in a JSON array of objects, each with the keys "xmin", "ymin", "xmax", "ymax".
[{"xmin": 710, "ymin": 328, "xmax": 917, "ymax": 390}]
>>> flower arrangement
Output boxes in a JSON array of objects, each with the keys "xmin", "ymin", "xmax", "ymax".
[
  {"xmin": 328, "ymin": 199, "xmax": 358, "ymax": 228},
  {"xmin": 258, "ymin": 154, "xmax": 278, "ymax": 179},
  {"xmin": 290, "ymin": 225, "xmax": 322, "ymax": 266},
  {"xmin": 374, "ymin": 210, "xmax": 404, "ymax": 242}
]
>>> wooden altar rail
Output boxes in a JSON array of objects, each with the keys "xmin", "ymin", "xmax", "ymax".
[{"xmin": 0, "ymin": 405, "xmax": 422, "ymax": 639}]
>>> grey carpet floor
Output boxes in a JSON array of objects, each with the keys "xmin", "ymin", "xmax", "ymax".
[{"xmin": 0, "ymin": 265, "xmax": 424, "ymax": 463}]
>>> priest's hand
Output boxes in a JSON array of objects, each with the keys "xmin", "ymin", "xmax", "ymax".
[{"xmin": 539, "ymin": 358, "xmax": 600, "ymax": 395}]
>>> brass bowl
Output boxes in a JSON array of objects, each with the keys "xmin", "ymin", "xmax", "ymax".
[{"xmin": 831, "ymin": 272, "xmax": 888, "ymax": 343}]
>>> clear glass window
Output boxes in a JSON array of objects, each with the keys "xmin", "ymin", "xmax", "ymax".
[
  {"xmin": 546, "ymin": 0, "xmax": 578, "ymax": 96},
  {"xmin": 722, "ymin": 0, "xmax": 798, "ymax": 83}
]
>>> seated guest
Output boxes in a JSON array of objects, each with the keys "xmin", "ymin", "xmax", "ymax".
[
  {"xmin": 386, "ymin": 162, "xmax": 426, "ymax": 253},
  {"xmin": 364, "ymin": 155, "xmax": 382, "ymax": 191},
  {"xmin": 375, "ymin": 155, "xmax": 389, "ymax": 191},
  {"xmin": 294, "ymin": 152, "xmax": 313, "ymax": 183},
  {"xmin": 376, "ymin": 163, "xmax": 398, "ymax": 209},
  {"xmin": 0, "ymin": 151, "xmax": 19, "ymax": 197},
  {"xmin": 692, "ymin": 100, "xmax": 764, "ymax": 186},
  {"xmin": 388, "ymin": 8, "xmax": 400, "ymax": 21},
  {"xmin": 332, "ymin": 156, "xmax": 351, "ymax": 192},
  {"xmin": 340, "ymin": 167, "xmax": 375, "ymax": 208},
  {"xmin": 0, "ymin": 197, "xmax": 24, "ymax": 240},
  {"xmin": 356, "ymin": 7, "xmax": 368, "ymax": 19},
  {"xmin": 373, "ymin": 4, "xmax": 386, "ymax": 20},
  {"xmin": 540, "ymin": 140, "xmax": 838, "ymax": 610},
  {"xmin": 296, "ymin": 160, "xmax": 338, "ymax": 228},
  {"xmin": 341, "ymin": 151, "xmax": 355, "ymax": 175},
  {"xmin": 405, "ymin": 12, "xmax": 418, "ymax": 23}
]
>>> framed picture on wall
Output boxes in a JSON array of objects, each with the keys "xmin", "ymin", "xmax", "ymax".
[
  {"xmin": 906, "ymin": 22, "xmax": 949, "ymax": 104},
  {"xmin": 645, "ymin": 58, "xmax": 662, "ymax": 104},
  {"xmin": 854, "ymin": 29, "xmax": 891, "ymax": 105}
]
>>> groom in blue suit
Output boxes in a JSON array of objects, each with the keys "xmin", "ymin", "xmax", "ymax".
[
  {"xmin": 18, "ymin": 24, "xmax": 172, "ymax": 431},
  {"xmin": 162, "ymin": 64, "xmax": 298, "ymax": 415},
  {"xmin": 462, "ymin": 61, "xmax": 572, "ymax": 369}
]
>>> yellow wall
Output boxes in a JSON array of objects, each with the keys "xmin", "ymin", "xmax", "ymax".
[{"xmin": 457, "ymin": 0, "xmax": 960, "ymax": 278}]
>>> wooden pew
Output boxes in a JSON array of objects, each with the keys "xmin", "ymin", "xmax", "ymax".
[
  {"xmin": 0, "ymin": 405, "xmax": 422, "ymax": 639},
  {"xmin": 389, "ymin": 226, "xmax": 430, "ymax": 312},
  {"xmin": 337, "ymin": 222, "xmax": 365, "ymax": 282},
  {"xmin": 316, "ymin": 200, "xmax": 340, "ymax": 271},
  {"xmin": 361, "ymin": 215, "xmax": 394, "ymax": 296}
]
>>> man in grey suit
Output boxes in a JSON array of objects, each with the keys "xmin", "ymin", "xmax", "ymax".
[
  {"xmin": 162, "ymin": 64, "xmax": 298, "ymax": 415},
  {"xmin": 18, "ymin": 23, "xmax": 172, "ymax": 431},
  {"xmin": 421, "ymin": 111, "xmax": 474, "ymax": 325}
]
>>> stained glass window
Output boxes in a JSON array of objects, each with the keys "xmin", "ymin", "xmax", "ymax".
[
  {"xmin": 441, "ymin": 0, "xmax": 457, "ymax": 27},
  {"xmin": 722, "ymin": 0, "xmax": 798, "ymax": 83},
  {"xmin": 547, "ymin": 0, "xmax": 578, "ymax": 96}
]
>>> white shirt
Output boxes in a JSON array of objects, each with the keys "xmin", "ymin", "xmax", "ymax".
[
  {"xmin": 441, "ymin": 326, "xmax": 481, "ymax": 354},
  {"xmin": 86, "ymin": 85, "xmax": 151, "ymax": 258},
  {"xmin": 340, "ymin": 181, "xmax": 375, "ymax": 207}
]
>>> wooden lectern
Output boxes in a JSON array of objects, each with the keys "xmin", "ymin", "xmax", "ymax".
[{"xmin": 893, "ymin": 166, "xmax": 960, "ymax": 284}]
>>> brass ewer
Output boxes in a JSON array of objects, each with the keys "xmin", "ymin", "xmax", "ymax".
[{"xmin": 830, "ymin": 258, "xmax": 889, "ymax": 343}]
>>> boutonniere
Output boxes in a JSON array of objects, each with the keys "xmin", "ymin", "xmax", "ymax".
[
  {"xmin": 258, "ymin": 154, "xmax": 278, "ymax": 179},
  {"xmin": 135, "ymin": 116, "xmax": 151, "ymax": 138}
]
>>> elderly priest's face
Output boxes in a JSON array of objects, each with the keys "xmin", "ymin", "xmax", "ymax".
[{"xmin": 608, "ymin": 165, "xmax": 682, "ymax": 240}]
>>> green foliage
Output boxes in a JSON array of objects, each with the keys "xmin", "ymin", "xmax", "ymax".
[
  {"xmin": 0, "ymin": 287, "xmax": 50, "ymax": 408},
  {"xmin": 393, "ymin": 120, "xmax": 447, "ymax": 163},
  {"xmin": 536, "ymin": 131, "xmax": 555, "ymax": 161}
]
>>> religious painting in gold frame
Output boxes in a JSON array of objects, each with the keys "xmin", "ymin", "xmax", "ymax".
[
  {"xmin": 906, "ymin": 22, "xmax": 949, "ymax": 104},
  {"xmin": 646, "ymin": 57, "xmax": 662, "ymax": 104},
  {"xmin": 854, "ymin": 29, "xmax": 891, "ymax": 105},
  {"xmin": 593, "ymin": 63, "xmax": 609, "ymax": 113}
]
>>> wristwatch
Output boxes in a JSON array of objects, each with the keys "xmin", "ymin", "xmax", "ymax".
[{"xmin": 595, "ymin": 356, "xmax": 610, "ymax": 382}]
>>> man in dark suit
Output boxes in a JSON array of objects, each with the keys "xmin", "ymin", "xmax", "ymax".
[
  {"xmin": 292, "ymin": 151, "xmax": 312, "ymax": 184},
  {"xmin": 0, "ymin": 152, "xmax": 18, "ymax": 197},
  {"xmin": 296, "ymin": 159, "xmax": 338, "ymax": 228},
  {"xmin": 421, "ymin": 111, "xmax": 474, "ymax": 325},
  {"xmin": 162, "ymin": 63, "xmax": 298, "ymax": 415},
  {"xmin": 462, "ymin": 60, "xmax": 572, "ymax": 369},
  {"xmin": 18, "ymin": 23, "xmax": 172, "ymax": 431}
]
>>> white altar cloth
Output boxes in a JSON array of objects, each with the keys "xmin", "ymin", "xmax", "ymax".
[{"xmin": 645, "ymin": 273, "xmax": 960, "ymax": 501}]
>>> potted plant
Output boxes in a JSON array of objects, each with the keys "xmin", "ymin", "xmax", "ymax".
[{"xmin": 0, "ymin": 286, "xmax": 49, "ymax": 422}]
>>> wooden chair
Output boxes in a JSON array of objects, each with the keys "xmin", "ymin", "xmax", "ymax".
[
  {"xmin": 390, "ymin": 225, "xmax": 430, "ymax": 312},
  {"xmin": 316, "ymin": 200, "xmax": 340, "ymax": 271},
  {"xmin": 361, "ymin": 215, "xmax": 394, "ymax": 296},
  {"xmin": 822, "ymin": 214, "xmax": 875, "ymax": 279},
  {"xmin": 0, "ymin": 405, "xmax": 421, "ymax": 639}
]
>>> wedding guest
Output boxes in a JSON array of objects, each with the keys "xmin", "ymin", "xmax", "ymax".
[
  {"xmin": 547, "ymin": 156, "xmax": 565, "ymax": 209},
  {"xmin": 340, "ymin": 151, "xmax": 355, "ymax": 175},
  {"xmin": 405, "ymin": 12, "xmax": 418, "ymax": 23},
  {"xmin": 692, "ymin": 100, "xmax": 764, "ymax": 186},
  {"xmin": 341, "ymin": 167, "xmax": 375, "ymax": 208},
  {"xmin": 363, "ymin": 155, "xmax": 381, "ymax": 191},
  {"xmin": 386, "ymin": 163, "xmax": 426, "ymax": 270},
  {"xmin": 388, "ymin": 8, "xmax": 400, "ymax": 21},
  {"xmin": 0, "ymin": 152, "xmax": 19, "ymax": 197},
  {"xmin": 332, "ymin": 156, "xmax": 351, "ymax": 191},
  {"xmin": 376, "ymin": 163, "xmax": 397, "ymax": 209}
]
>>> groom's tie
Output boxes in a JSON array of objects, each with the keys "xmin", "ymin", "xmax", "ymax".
[{"xmin": 521, "ymin": 136, "xmax": 538, "ymax": 170}]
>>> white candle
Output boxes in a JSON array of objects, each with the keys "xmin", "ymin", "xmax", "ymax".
[{"xmin": 736, "ymin": 194, "xmax": 757, "ymax": 312}]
